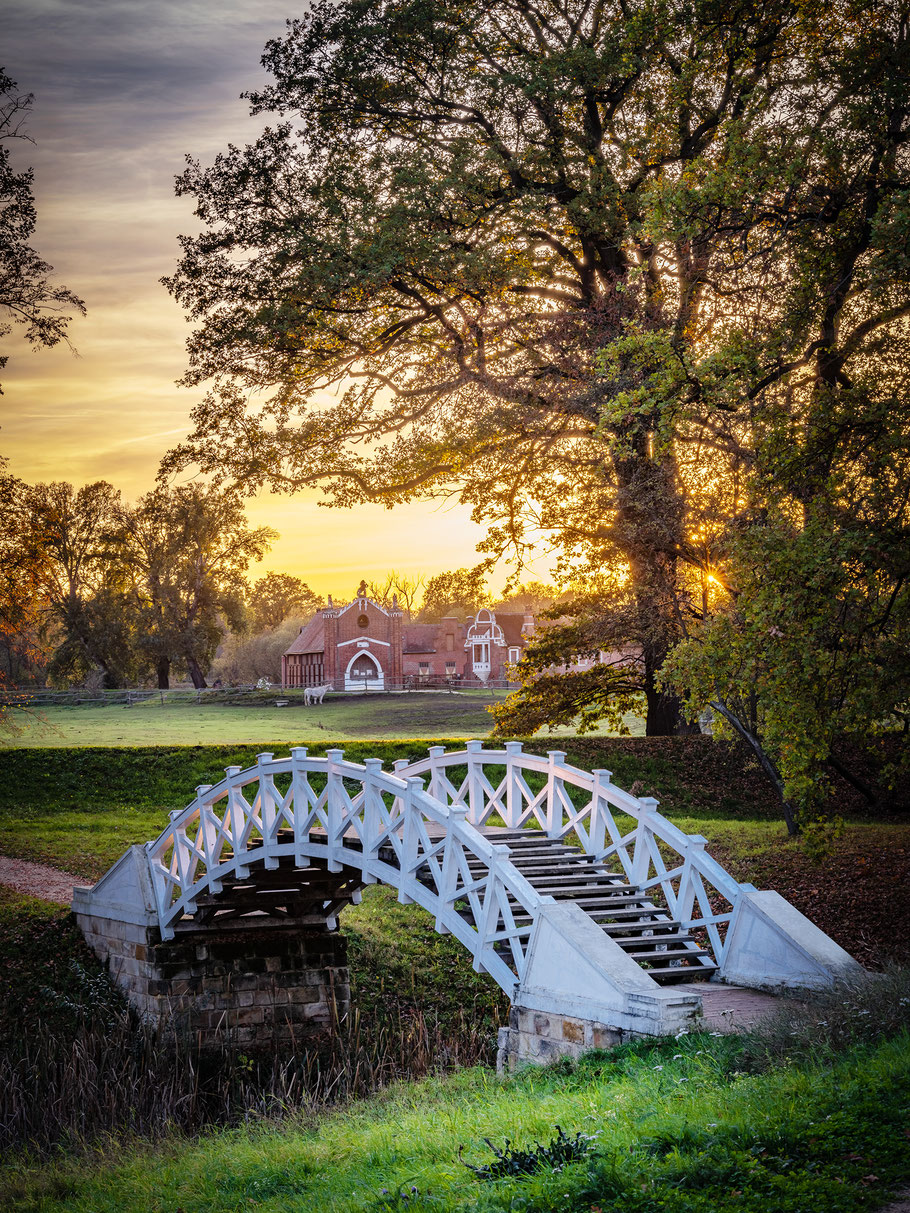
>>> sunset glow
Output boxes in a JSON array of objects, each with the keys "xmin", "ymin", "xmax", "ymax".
[{"xmin": 0, "ymin": 0, "xmax": 543, "ymax": 597}]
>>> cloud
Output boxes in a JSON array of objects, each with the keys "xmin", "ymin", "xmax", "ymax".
[{"xmin": 0, "ymin": 1, "xmax": 537, "ymax": 589}]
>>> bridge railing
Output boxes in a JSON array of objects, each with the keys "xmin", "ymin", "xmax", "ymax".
[
  {"xmin": 396, "ymin": 741, "xmax": 746, "ymax": 970},
  {"xmin": 144, "ymin": 748, "xmax": 552, "ymax": 998}
]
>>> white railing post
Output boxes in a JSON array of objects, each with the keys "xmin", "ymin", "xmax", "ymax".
[
  {"xmin": 200, "ymin": 782, "xmax": 225, "ymax": 895},
  {"xmin": 474, "ymin": 842, "xmax": 510, "ymax": 971},
  {"xmin": 436, "ymin": 805, "xmax": 467, "ymax": 934},
  {"xmin": 631, "ymin": 796, "xmax": 659, "ymax": 886},
  {"xmin": 224, "ymin": 766, "xmax": 250, "ymax": 878},
  {"xmin": 398, "ymin": 776, "xmax": 424, "ymax": 905},
  {"xmin": 192, "ymin": 784, "xmax": 215, "ymax": 891},
  {"xmin": 166, "ymin": 808, "xmax": 189, "ymax": 907},
  {"xmin": 256, "ymin": 752, "xmax": 279, "ymax": 868},
  {"xmin": 427, "ymin": 745, "xmax": 446, "ymax": 804},
  {"xmin": 290, "ymin": 747, "xmax": 309, "ymax": 866},
  {"xmin": 676, "ymin": 834, "xmax": 708, "ymax": 926},
  {"xmin": 546, "ymin": 750, "xmax": 567, "ymax": 837},
  {"xmin": 505, "ymin": 741, "xmax": 523, "ymax": 829},
  {"xmin": 590, "ymin": 769, "xmax": 612, "ymax": 855},
  {"xmin": 362, "ymin": 757, "xmax": 384, "ymax": 883},
  {"xmin": 466, "ymin": 739, "xmax": 484, "ymax": 824},
  {"xmin": 325, "ymin": 748, "xmax": 345, "ymax": 873}
]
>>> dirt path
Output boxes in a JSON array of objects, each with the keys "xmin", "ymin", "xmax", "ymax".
[{"xmin": 0, "ymin": 855, "xmax": 91, "ymax": 904}]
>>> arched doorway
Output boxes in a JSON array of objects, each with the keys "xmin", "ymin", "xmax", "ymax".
[{"xmin": 344, "ymin": 648, "xmax": 385, "ymax": 690}]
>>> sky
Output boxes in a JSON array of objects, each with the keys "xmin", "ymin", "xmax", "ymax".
[{"xmin": 0, "ymin": 0, "xmax": 544, "ymax": 598}]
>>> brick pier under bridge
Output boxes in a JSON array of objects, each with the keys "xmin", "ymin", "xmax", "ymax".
[{"xmin": 74, "ymin": 847, "xmax": 351, "ymax": 1048}]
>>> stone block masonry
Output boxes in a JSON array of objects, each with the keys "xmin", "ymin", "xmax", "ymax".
[
  {"xmin": 497, "ymin": 1006, "xmax": 628, "ymax": 1072},
  {"xmin": 75, "ymin": 910, "xmax": 350, "ymax": 1050}
]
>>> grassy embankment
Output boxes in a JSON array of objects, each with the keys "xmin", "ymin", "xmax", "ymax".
[{"xmin": 4, "ymin": 987, "xmax": 910, "ymax": 1212}]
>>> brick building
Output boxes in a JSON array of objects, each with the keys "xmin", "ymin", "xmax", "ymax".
[{"xmin": 281, "ymin": 588, "xmax": 535, "ymax": 690}]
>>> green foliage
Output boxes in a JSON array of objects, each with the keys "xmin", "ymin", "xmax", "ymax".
[
  {"xmin": 120, "ymin": 482, "xmax": 276, "ymax": 689},
  {"xmin": 491, "ymin": 590, "xmax": 645, "ymax": 736},
  {"xmin": 26, "ymin": 479, "xmax": 134, "ymax": 689},
  {"xmin": 418, "ymin": 568, "xmax": 490, "ymax": 624},
  {"xmin": 664, "ymin": 435, "xmax": 910, "ymax": 825}
]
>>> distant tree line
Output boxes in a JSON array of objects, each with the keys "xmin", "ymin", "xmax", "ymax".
[
  {"xmin": 0, "ymin": 471, "xmax": 325, "ymax": 690},
  {"xmin": 0, "ymin": 464, "xmax": 562, "ymax": 692}
]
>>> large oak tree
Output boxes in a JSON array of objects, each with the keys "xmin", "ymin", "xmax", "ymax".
[
  {"xmin": 164, "ymin": 0, "xmax": 909, "ymax": 747},
  {"xmin": 163, "ymin": 0, "xmax": 807, "ymax": 734}
]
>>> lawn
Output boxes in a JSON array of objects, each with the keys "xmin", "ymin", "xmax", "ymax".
[
  {"xmin": 5, "ymin": 693, "xmax": 645, "ymax": 748},
  {"xmin": 7, "ymin": 692, "xmax": 508, "ymax": 747}
]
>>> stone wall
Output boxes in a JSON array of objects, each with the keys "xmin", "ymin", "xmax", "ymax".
[
  {"xmin": 497, "ymin": 1006, "xmax": 628, "ymax": 1072},
  {"xmin": 76, "ymin": 911, "xmax": 349, "ymax": 1050}
]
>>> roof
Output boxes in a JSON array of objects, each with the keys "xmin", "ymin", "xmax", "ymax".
[
  {"xmin": 497, "ymin": 614, "xmax": 528, "ymax": 646},
  {"xmin": 284, "ymin": 614, "xmax": 326, "ymax": 656}
]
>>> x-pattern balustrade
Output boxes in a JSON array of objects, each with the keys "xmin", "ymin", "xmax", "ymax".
[{"xmin": 144, "ymin": 742, "xmax": 753, "ymax": 994}]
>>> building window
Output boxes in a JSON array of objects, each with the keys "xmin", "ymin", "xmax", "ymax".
[
  {"xmin": 508, "ymin": 647, "xmax": 520, "ymax": 665},
  {"xmin": 419, "ymin": 662, "xmax": 430, "ymax": 674},
  {"xmin": 357, "ymin": 613, "xmax": 369, "ymax": 628},
  {"xmin": 445, "ymin": 662, "xmax": 456, "ymax": 674}
]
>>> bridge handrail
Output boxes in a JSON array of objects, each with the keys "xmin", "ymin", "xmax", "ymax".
[
  {"xmin": 395, "ymin": 741, "xmax": 748, "ymax": 968},
  {"xmin": 143, "ymin": 747, "xmax": 550, "ymax": 998}
]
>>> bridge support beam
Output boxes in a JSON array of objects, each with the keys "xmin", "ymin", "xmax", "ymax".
[{"xmin": 73, "ymin": 847, "xmax": 350, "ymax": 1049}]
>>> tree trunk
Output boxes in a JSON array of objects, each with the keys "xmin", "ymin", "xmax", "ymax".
[
  {"xmin": 156, "ymin": 655, "xmax": 170, "ymax": 690},
  {"xmin": 613, "ymin": 434, "xmax": 689, "ymax": 736},
  {"xmin": 710, "ymin": 699, "xmax": 799, "ymax": 835},
  {"xmin": 185, "ymin": 655, "xmax": 208, "ymax": 689}
]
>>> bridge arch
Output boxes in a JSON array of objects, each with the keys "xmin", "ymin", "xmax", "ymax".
[{"xmin": 142, "ymin": 747, "xmax": 548, "ymax": 998}]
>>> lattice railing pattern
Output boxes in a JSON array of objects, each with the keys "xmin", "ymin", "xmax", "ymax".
[
  {"xmin": 145, "ymin": 748, "xmax": 552, "ymax": 997},
  {"xmin": 397, "ymin": 741, "xmax": 747, "ymax": 969}
]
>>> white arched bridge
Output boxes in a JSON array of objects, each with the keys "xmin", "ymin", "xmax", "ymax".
[{"xmin": 74, "ymin": 742, "xmax": 861, "ymax": 1063}]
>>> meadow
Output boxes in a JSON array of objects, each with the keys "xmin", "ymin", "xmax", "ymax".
[
  {"xmin": 1, "ymin": 721, "xmax": 908, "ymax": 1210},
  {"xmin": 6, "ymin": 691, "xmax": 647, "ymax": 748}
]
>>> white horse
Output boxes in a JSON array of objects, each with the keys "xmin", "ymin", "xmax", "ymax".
[{"xmin": 303, "ymin": 683, "xmax": 330, "ymax": 705}]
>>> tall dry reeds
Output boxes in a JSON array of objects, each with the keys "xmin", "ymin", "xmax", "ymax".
[{"xmin": 1, "ymin": 1001, "xmax": 493, "ymax": 1157}]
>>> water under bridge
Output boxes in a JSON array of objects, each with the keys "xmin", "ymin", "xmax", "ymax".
[{"xmin": 73, "ymin": 742, "xmax": 862, "ymax": 1066}]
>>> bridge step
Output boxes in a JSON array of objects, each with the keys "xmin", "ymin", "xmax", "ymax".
[
  {"xmin": 217, "ymin": 828, "xmax": 715, "ymax": 984},
  {"xmin": 470, "ymin": 830, "xmax": 716, "ymax": 984}
]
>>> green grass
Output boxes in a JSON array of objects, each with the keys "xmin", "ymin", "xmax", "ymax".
[
  {"xmin": 7, "ymin": 692, "xmax": 514, "ymax": 748},
  {"xmin": 6, "ymin": 695, "xmax": 644, "ymax": 749},
  {"xmin": 5, "ymin": 1028, "xmax": 909, "ymax": 1212}
]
